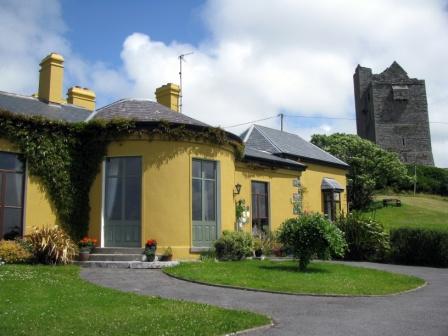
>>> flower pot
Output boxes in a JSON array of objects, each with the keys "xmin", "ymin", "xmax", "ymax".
[
  {"xmin": 254, "ymin": 249, "xmax": 263, "ymax": 258},
  {"xmin": 273, "ymin": 248, "xmax": 284, "ymax": 257},
  {"xmin": 146, "ymin": 253, "xmax": 155, "ymax": 262},
  {"xmin": 160, "ymin": 255, "xmax": 172, "ymax": 262},
  {"xmin": 79, "ymin": 251, "xmax": 90, "ymax": 262}
]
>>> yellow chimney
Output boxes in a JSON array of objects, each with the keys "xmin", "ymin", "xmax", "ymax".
[
  {"xmin": 38, "ymin": 53, "xmax": 64, "ymax": 104},
  {"xmin": 155, "ymin": 83, "xmax": 180, "ymax": 112},
  {"xmin": 67, "ymin": 86, "xmax": 96, "ymax": 111}
]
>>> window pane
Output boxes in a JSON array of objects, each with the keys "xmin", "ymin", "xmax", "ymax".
[
  {"xmin": 192, "ymin": 160, "xmax": 201, "ymax": 178},
  {"xmin": 258, "ymin": 195, "xmax": 267, "ymax": 218},
  {"xmin": 5, "ymin": 173, "xmax": 23, "ymax": 206},
  {"xmin": 0, "ymin": 152, "xmax": 23, "ymax": 172},
  {"xmin": 3, "ymin": 207, "xmax": 22, "ymax": 239},
  {"xmin": 106, "ymin": 158, "xmax": 121, "ymax": 177},
  {"xmin": 192, "ymin": 179, "xmax": 202, "ymax": 220},
  {"xmin": 252, "ymin": 181, "xmax": 266, "ymax": 195},
  {"xmin": 204, "ymin": 180, "xmax": 216, "ymax": 221},
  {"xmin": 126, "ymin": 157, "xmax": 141, "ymax": 177},
  {"xmin": 105, "ymin": 177, "xmax": 122, "ymax": 220},
  {"xmin": 203, "ymin": 161, "xmax": 216, "ymax": 179},
  {"xmin": 125, "ymin": 176, "xmax": 141, "ymax": 220}
]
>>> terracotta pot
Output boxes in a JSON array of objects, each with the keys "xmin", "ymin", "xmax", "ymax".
[
  {"xmin": 161, "ymin": 255, "xmax": 172, "ymax": 262},
  {"xmin": 79, "ymin": 251, "xmax": 90, "ymax": 262}
]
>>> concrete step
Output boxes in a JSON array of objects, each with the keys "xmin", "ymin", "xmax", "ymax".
[
  {"xmin": 91, "ymin": 247, "xmax": 144, "ymax": 255},
  {"xmin": 88, "ymin": 254, "xmax": 143, "ymax": 262},
  {"xmin": 75, "ymin": 261, "xmax": 179, "ymax": 269}
]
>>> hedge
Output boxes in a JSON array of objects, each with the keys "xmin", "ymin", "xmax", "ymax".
[{"xmin": 389, "ymin": 228, "xmax": 448, "ymax": 267}]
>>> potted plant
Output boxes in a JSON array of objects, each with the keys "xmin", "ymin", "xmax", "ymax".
[
  {"xmin": 145, "ymin": 239, "xmax": 157, "ymax": 262},
  {"xmin": 160, "ymin": 247, "xmax": 173, "ymax": 261},
  {"xmin": 78, "ymin": 237, "xmax": 97, "ymax": 261},
  {"xmin": 272, "ymin": 242, "xmax": 285, "ymax": 257},
  {"xmin": 253, "ymin": 238, "xmax": 263, "ymax": 258}
]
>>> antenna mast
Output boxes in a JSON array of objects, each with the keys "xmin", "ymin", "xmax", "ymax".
[{"xmin": 178, "ymin": 52, "xmax": 194, "ymax": 113}]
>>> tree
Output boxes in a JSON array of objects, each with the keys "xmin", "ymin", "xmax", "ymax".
[
  {"xmin": 311, "ymin": 133, "xmax": 411, "ymax": 209},
  {"xmin": 277, "ymin": 213, "xmax": 347, "ymax": 271}
]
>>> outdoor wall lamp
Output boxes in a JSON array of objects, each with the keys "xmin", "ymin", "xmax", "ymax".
[{"xmin": 233, "ymin": 183, "xmax": 242, "ymax": 195}]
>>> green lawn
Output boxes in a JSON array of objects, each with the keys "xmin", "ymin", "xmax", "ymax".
[
  {"xmin": 370, "ymin": 194, "xmax": 448, "ymax": 232},
  {"xmin": 164, "ymin": 260, "xmax": 424, "ymax": 296},
  {"xmin": 0, "ymin": 265, "xmax": 270, "ymax": 336}
]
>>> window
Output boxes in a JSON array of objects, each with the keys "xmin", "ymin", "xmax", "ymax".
[
  {"xmin": 323, "ymin": 191, "xmax": 341, "ymax": 221},
  {"xmin": 252, "ymin": 181, "xmax": 269, "ymax": 235},
  {"xmin": 0, "ymin": 152, "xmax": 25, "ymax": 240},
  {"xmin": 192, "ymin": 159, "xmax": 218, "ymax": 247}
]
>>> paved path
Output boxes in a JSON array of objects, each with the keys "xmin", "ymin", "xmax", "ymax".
[{"xmin": 81, "ymin": 262, "xmax": 448, "ymax": 336}]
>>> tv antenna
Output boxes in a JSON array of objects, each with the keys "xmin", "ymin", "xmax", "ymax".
[{"xmin": 178, "ymin": 52, "xmax": 194, "ymax": 113}]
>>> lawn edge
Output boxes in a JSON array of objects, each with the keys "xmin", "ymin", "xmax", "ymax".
[
  {"xmin": 163, "ymin": 269, "xmax": 427, "ymax": 298},
  {"xmin": 224, "ymin": 320, "xmax": 275, "ymax": 335}
]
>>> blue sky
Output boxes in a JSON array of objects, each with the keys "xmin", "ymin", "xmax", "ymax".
[
  {"xmin": 0, "ymin": 0, "xmax": 447, "ymax": 166},
  {"xmin": 61, "ymin": 0, "xmax": 207, "ymax": 65}
]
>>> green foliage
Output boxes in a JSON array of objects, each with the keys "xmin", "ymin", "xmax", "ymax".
[
  {"xmin": 253, "ymin": 231, "xmax": 276, "ymax": 256},
  {"xmin": 214, "ymin": 230, "xmax": 253, "ymax": 261},
  {"xmin": 0, "ymin": 111, "xmax": 242, "ymax": 239},
  {"xmin": 199, "ymin": 248, "xmax": 216, "ymax": 261},
  {"xmin": 277, "ymin": 213, "xmax": 347, "ymax": 271},
  {"xmin": 311, "ymin": 133, "xmax": 411, "ymax": 209},
  {"xmin": 403, "ymin": 164, "xmax": 448, "ymax": 196},
  {"xmin": 0, "ymin": 240, "xmax": 32, "ymax": 264},
  {"xmin": 336, "ymin": 212, "xmax": 389, "ymax": 261},
  {"xmin": 26, "ymin": 226, "xmax": 78, "ymax": 264},
  {"xmin": 390, "ymin": 228, "xmax": 448, "ymax": 267}
]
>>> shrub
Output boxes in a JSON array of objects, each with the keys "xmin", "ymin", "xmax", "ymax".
[
  {"xmin": 214, "ymin": 230, "xmax": 253, "ymax": 261},
  {"xmin": 336, "ymin": 212, "xmax": 389, "ymax": 261},
  {"xmin": 390, "ymin": 228, "xmax": 448, "ymax": 267},
  {"xmin": 0, "ymin": 240, "xmax": 32, "ymax": 264},
  {"xmin": 277, "ymin": 213, "xmax": 347, "ymax": 271},
  {"xmin": 199, "ymin": 248, "xmax": 216, "ymax": 261},
  {"xmin": 26, "ymin": 226, "xmax": 78, "ymax": 264},
  {"xmin": 253, "ymin": 231, "xmax": 276, "ymax": 256}
]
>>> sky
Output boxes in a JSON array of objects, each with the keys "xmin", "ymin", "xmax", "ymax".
[{"xmin": 0, "ymin": 0, "xmax": 447, "ymax": 166}]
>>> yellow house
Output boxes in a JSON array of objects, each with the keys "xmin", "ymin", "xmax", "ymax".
[{"xmin": 0, "ymin": 53, "xmax": 348, "ymax": 259}]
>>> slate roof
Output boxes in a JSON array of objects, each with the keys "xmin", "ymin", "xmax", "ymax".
[
  {"xmin": 321, "ymin": 177, "xmax": 344, "ymax": 190},
  {"xmin": 0, "ymin": 91, "xmax": 91, "ymax": 122},
  {"xmin": 243, "ymin": 124, "xmax": 349, "ymax": 168},
  {"xmin": 89, "ymin": 99, "xmax": 209, "ymax": 127},
  {"xmin": 243, "ymin": 147, "xmax": 306, "ymax": 170}
]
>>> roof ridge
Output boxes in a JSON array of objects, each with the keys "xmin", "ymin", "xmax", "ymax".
[{"xmin": 253, "ymin": 124, "xmax": 282, "ymax": 153}]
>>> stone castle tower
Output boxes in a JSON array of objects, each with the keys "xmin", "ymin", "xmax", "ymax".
[{"xmin": 354, "ymin": 62, "xmax": 434, "ymax": 166}]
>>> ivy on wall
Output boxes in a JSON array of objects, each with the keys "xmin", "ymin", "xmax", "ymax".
[{"xmin": 0, "ymin": 110, "xmax": 242, "ymax": 240}]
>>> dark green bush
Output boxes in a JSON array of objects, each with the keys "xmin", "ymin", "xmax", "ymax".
[
  {"xmin": 336, "ymin": 212, "xmax": 389, "ymax": 261},
  {"xmin": 277, "ymin": 213, "xmax": 347, "ymax": 271},
  {"xmin": 390, "ymin": 228, "xmax": 448, "ymax": 267},
  {"xmin": 214, "ymin": 231, "xmax": 253, "ymax": 261}
]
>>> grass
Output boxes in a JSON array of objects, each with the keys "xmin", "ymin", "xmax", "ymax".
[
  {"xmin": 369, "ymin": 194, "xmax": 448, "ymax": 232},
  {"xmin": 164, "ymin": 260, "xmax": 424, "ymax": 296},
  {"xmin": 0, "ymin": 265, "xmax": 270, "ymax": 336}
]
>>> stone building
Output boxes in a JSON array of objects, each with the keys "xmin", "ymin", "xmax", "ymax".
[{"xmin": 354, "ymin": 62, "xmax": 434, "ymax": 166}]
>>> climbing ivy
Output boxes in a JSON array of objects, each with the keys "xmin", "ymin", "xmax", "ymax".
[{"xmin": 0, "ymin": 110, "xmax": 242, "ymax": 240}]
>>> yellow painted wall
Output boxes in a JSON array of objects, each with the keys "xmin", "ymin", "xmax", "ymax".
[
  {"xmin": 300, "ymin": 162, "xmax": 348, "ymax": 214},
  {"xmin": 234, "ymin": 163, "xmax": 302, "ymax": 233},
  {"xmin": 89, "ymin": 139, "xmax": 237, "ymax": 259},
  {"xmin": 0, "ymin": 139, "xmax": 58, "ymax": 235}
]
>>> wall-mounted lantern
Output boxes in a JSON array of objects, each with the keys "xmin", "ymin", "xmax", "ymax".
[{"xmin": 233, "ymin": 183, "xmax": 242, "ymax": 195}]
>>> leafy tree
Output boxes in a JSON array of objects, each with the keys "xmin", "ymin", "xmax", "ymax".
[
  {"xmin": 277, "ymin": 213, "xmax": 347, "ymax": 271},
  {"xmin": 311, "ymin": 133, "xmax": 411, "ymax": 209}
]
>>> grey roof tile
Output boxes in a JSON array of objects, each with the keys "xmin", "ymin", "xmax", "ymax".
[
  {"xmin": 0, "ymin": 91, "xmax": 90, "ymax": 122},
  {"xmin": 90, "ymin": 99, "xmax": 209, "ymax": 126},
  {"xmin": 244, "ymin": 124, "xmax": 349, "ymax": 168},
  {"xmin": 243, "ymin": 147, "xmax": 305, "ymax": 170}
]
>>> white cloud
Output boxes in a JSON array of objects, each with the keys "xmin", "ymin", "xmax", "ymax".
[{"xmin": 0, "ymin": 0, "xmax": 447, "ymax": 166}]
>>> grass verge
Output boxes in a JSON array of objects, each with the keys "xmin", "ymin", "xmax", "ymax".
[
  {"xmin": 0, "ymin": 265, "xmax": 270, "ymax": 336},
  {"xmin": 370, "ymin": 194, "xmax": 448, "ymax": 232},
  {"xmin": 165, "ymin": 260, "xmax": 424, "ymax": 296}
]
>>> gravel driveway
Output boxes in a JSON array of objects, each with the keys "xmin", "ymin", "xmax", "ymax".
[{"xmin": 81, "ymin": 262, "xmax": 448, "ymax": 336}]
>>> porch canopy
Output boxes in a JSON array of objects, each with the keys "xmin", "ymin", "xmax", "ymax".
[{"xmin": 321, "ymin": 177, "xmax": 344, "ymax": 191}]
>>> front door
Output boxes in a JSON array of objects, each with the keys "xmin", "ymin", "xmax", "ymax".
[
  {"xmin": 104, "ymin": 157, "xmax": 141, "ymax": 247},
  {"xmin": 0, "ymin": 152, "xmax": 25, "ymax": 240},
  {"xmin": 192, "ymin": 159, "xmax": 218, "ymax": 247}
]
